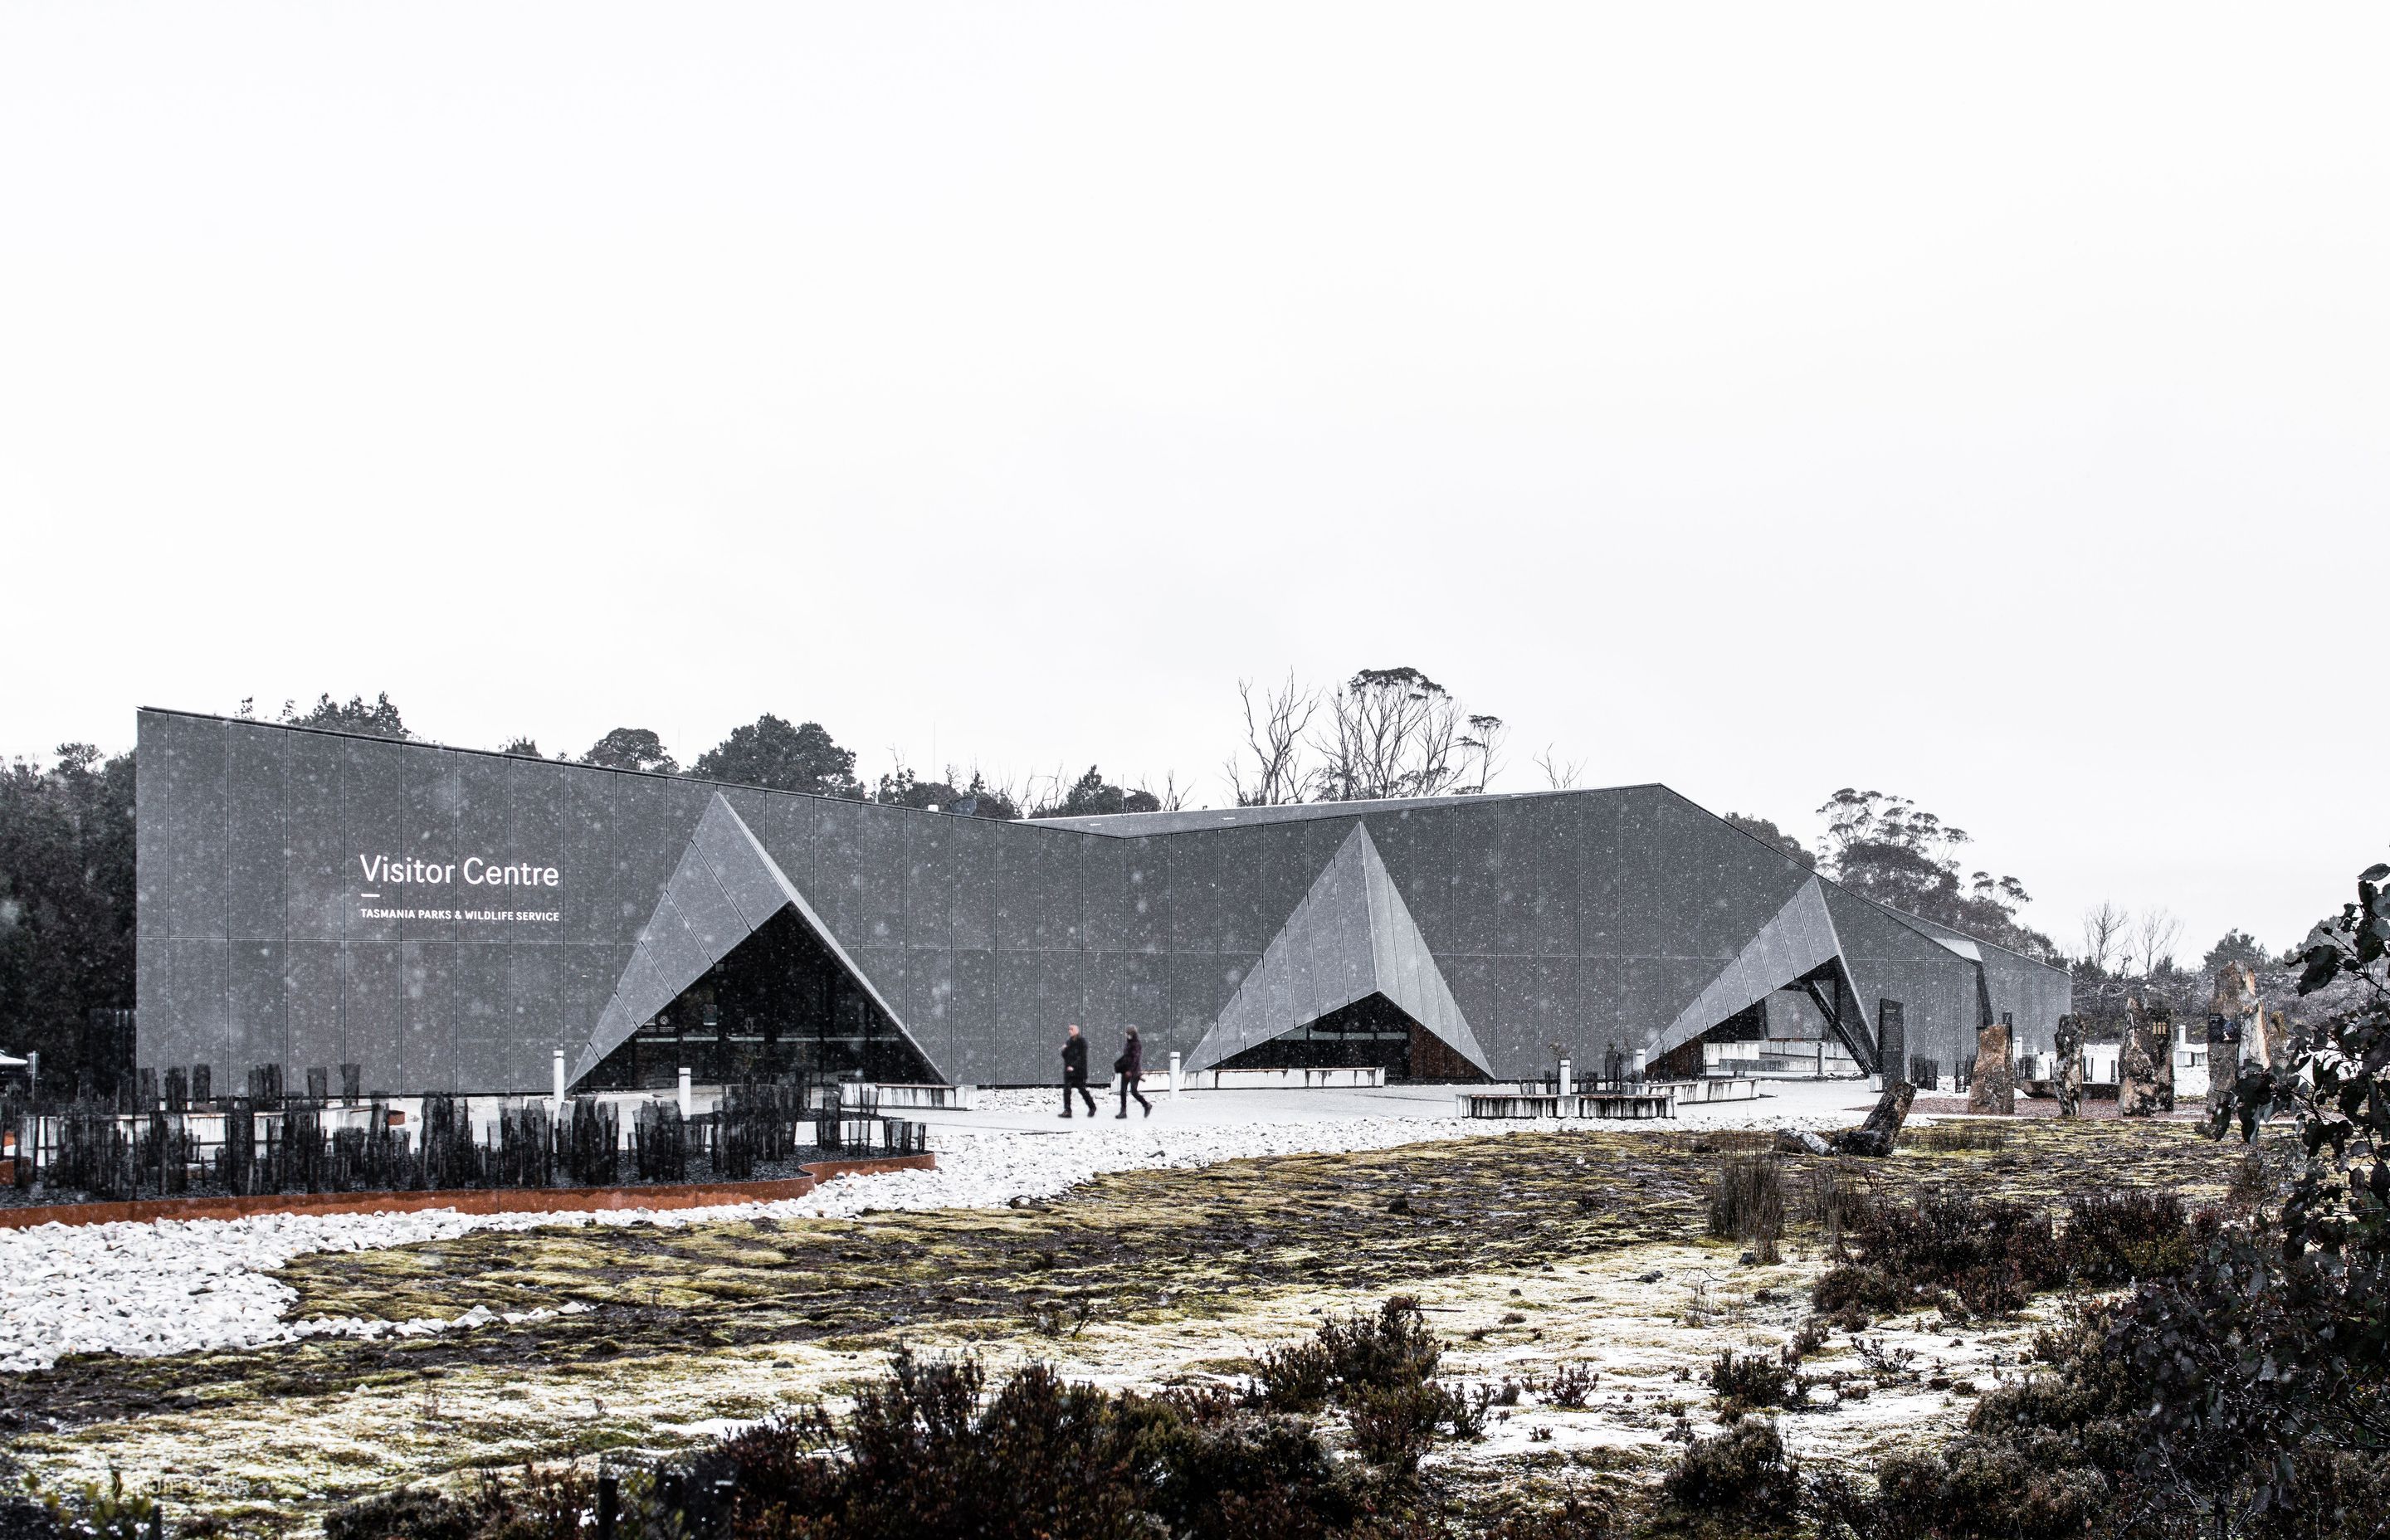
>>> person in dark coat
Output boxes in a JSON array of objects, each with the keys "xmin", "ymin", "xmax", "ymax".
[
  {"xmin": 1115, "ymin": 1026, "xmax": 1151, "ymax": 1118},
  {"xmin": 1059, "ymin": 1023, "xmax": 1095, "ymax": 1118}
]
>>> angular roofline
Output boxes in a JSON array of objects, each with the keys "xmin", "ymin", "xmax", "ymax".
[
  {"xmin": 1644, "ymin": 785, "xmax": 2071, "ymax": 983},
  {"xmin": 1864, "ymin": 899, "xmax": 2069, "ymax": 977},
  {"xmin": 1033, "ymin": 783, "xmax": 1666, "ymax": 836},
  {"xmin": 134, "ymin": 705, "xmax": 1099, "ymax": 839},
  {"xmin": 139, "ymin": 708, "xmax": 2071, "ymax": 980}
]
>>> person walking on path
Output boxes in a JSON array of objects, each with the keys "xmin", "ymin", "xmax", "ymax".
[
  {"xmin": 1115, "ymin": 1026, "xmax": 1152, "ymax": 1118},
  {"xmin": 1059, "ymin": 1023, "xmax": 1096, "ymax": 1118}
]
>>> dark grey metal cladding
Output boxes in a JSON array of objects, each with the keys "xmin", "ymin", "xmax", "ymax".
[
  {"xmin": 402, "ymin": 940, "xmax": 457, "ymax": 1093},
  {"xmin": 224, "ymin": 726, "xmax": 289, "ymax": 944},
  {"xmin": 510, "ymin": 758, "xmax": 612, "ymax": 948},
  {"xmin": 137, "ymin": 710, "xmax": 228, "ymax": 946},
  {"xmin": 719, "ymin": 783, "xmax": 820, "ymax": 904},
  {"xmin": 813, "ymin": 795, "xmax": 905, "ymax": 950},
  {"xmin": 1817, "ymin": 885, "xmax": 1983, "ymax": 1075},
  {"xmin": 454, "ymin": 943, "xmax": 515, "ymax": 1091},
  {"xmin": 1883, "ymin": 906, "xmax": 2070, "ymax": 1058},
  {"xmin": 1559, "ymin": 788, "xmax": 1823, "ymax": 1056},
  {"xmin": 280, "ymin": 728, "xmax": 349, "ymax": 943},
  {"xmin": 700, "ymin": 792, "xmax": 800, "ymax": 925},
  {"xmin": 904, "ymin": 812, "xmax": 957, "ymax": 953},
  {"xmin": 988, "ymin": 819, "xmax": 1082, "ymax": 952},
  {"xmin": 136, "ymin": 709, "xmax": 2070, "ymax": 1093},
  {"xmin": 156, "ymin": 938, "xmax": 228, "ymax": 1083},
  {"xmin": 453, "ymin": 751, "xmax": 514, "ymax": 928},
  {"xmin": 228, "ymin": 938, "xmax": 289, "ymax": 1081},
  {"xmin": 1602, "ymin": 788, "xmax": 1817, "ymax": 964},
  {"xmin": 344, "ymin": 943, "xmax": 402, "ymax": 1093},
  {"xmin": 283, "ymin": 940, "xmax": 344, "ymax": 1075}
]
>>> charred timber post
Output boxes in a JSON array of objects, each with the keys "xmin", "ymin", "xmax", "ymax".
[
  {"xmin": 1968, "ymin": 1017, "xmax": 2014, "ymax": 1116},
  {"xmin": 2054, "ymin": 1014, "xmax": 2085, "ymax": 1118},
  {"xmin": 2118, "ymin": 995, "xmax": 2175, "ymax": 1117}
]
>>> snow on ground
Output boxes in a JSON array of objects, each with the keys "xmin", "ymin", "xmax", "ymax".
[{"xmin": 0, "ymin": 1080, "xmax": 1878, "ymax": 1372}]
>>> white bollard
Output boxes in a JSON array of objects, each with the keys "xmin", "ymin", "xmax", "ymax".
[
  {"xmin": 1168, "ymin": 1052, "xmax": 1182, "ymax": 1099},
  {"xmin": 552, "ymin": 1050, "xmax": 566, "ymax": 1106},
  {"xmin": 677, "ymin": 1065, "xmax": 692, "ymax": 1118},
  {"xmin": 1557, "ymin": 1057, "xmax": 1572, "ymax": 1094},
  {"xmin": 1633, "ymin": 1048, "xmax": 1647, "ymax": 1081}
]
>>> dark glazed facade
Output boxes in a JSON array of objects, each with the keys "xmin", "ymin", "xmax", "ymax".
[{"xmin": 135, "ymin": 709, "xmax": 2070, "ymax": 1094}]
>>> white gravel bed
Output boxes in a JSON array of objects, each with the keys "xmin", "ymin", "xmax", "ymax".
[{"xmin": 0, "ymin": 1083, "xmax": 1870, "ymax": 1373}]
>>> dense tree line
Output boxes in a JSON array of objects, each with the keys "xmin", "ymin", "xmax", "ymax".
[{"xmin": 0, "ymin": 745, "xmax": 135, "ymax": 1078}]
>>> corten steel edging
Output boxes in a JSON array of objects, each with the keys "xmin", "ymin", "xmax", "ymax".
[{"xmin": 0, "ymin": 1153, "xmax": 935, "ymax": 1231}]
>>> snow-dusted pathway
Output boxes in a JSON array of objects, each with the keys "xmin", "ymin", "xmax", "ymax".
[{"xmin": 0, "ymin": 1081, "xmax": 1875, "ymax": 1372}]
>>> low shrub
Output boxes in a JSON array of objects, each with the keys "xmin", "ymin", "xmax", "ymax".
[
  {"xmin": 1870, "ymin": 1441, "xmax": 2108, "ymax": 1540},
  {"xmin": 2245, "ymin": 1452, "xmax": 2390, "ymax": 1540},
  {"xmin": 1708, "ymin": 1155, "xmax": 1785, "ymax": 1264},
  {"xmin": 1345, "ymin": 1381, "xmax": 1446, "ymax": 1471},
  {"xmin": 1444, "ymin": 1382, "xmax": 1497, "ymax": 1441},
  {"xmin": 1246, "ymin": 1296, "xmax": 1440, "ymax": 1411},
  {"xmin": 2060, "ymin": 1191, "xmax": 2193, "ymax": 1285},
  {"xmin": 1477, "ymin": 1495, "xmax": 1617, "ymax": 1539},
  {"xmin": 697, "ymin": 1349, "xmax": 1373, "ymax": 1540},
  {"xmin": 1803, "ymin": 1159, "xmax": 1879, "ymax": 1250},
  {"xmin": 1544, "ymin": 1362, "xmax": 1599, "ymax": 1409},
  {"xmin": 1827, "ymin": 1188, "xmax": 2067, "ymax": 1319},
  {"xmin": 1317, "ymin": 1295, "xmax": 1442, "ymax": 1396},
  {"xmin": 1811, "ymin": 1263, "xmax": 1914, "ymax": 1328},
  {"xmin": 1250, "ymin": 1337, "xmax": 1335, "ymax": 1412},
  {"xmin": 324, "ymin": 1468, "xmax": 588, "ymax": 1540},
  {"xmin": 29, "ymin": 1472, "xmax": 168, "ymax": 1540},
  {"xmin": 1831, "ymin": 1312, "xmax": 2139, "ymax": 1540},
  {"xmin": 1236, "ymin": 1296, "xmax": 1488, "ymax": 1474},
  {"xmin": 1707, "ymin": 1349, "xmax": 1797, "ymax": 1412},
  {"xmin": 1657, "ymin": 1415, "xmax": 1802, "ymax": 1529}
]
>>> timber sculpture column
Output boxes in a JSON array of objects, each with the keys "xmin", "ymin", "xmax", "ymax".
[
  {"xmin": 2254, "ymin": 1008, "xmax": 2280, "ymax": 1075},
  {"xmin": 2119, "ymin": 995, "xmax": 2174, "ymax": 1117},
  {"xmin": 1968, "ymin": 1016, "xmax": 2015, "ymax": 1115},
  {"xmin": 2207, "ymin": 962, "xmax": 2260, "ymax": 1121},
  {"xmin": 2152, "ymin": 1002, "xmax": 2176, "ymax": 1111},
  {"xmin": 2053, "ymin": 1014, "xmax": 2085, "ymax": 1118}
]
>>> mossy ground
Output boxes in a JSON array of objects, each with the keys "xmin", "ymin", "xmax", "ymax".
[{"xmin": 1, "ymin": 1118, "xmax": 2249, "ymax": 1535}]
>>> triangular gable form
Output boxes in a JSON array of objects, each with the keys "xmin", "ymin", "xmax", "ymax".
[
  {"xmin": 1653, "ymin": 876, "xmax": 1871, "ymax": 1064},
  {"xmin": 568, "ymin": 793, "xmax": 928, "ymax": 1085},
  {"xmin": 1185, "ymin": 822, "xmax": 1491, "ymax": 1075}
]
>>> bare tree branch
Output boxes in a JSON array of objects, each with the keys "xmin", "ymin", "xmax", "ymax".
[
  {"xmin": 1140, "ymin": 769, "xmax": 1193, "ymax": 812},
  {"xmin": 2129, "ymin": 906, "xmax": 2185, "ymax": 978},
  {"xmin": 1532, "ymin": 743, "xmax": 1587, "ymax": 790},
  {"xmin": 1227, "ymin": 672, "xmax": 1318, "ymax": 807},
  {"xmin": 1458, "ymin": 714, "xmax": 1508, "ymax": 794},
  {"xmin": 2079, "ymin": 900, "xmax": 2129, "ymax": 973},
  {"xmin": 1308, "ymin": 667, "xmax": 1476, "ymax": 802}
]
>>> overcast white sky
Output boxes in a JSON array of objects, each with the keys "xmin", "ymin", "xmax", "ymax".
[{"xmin": 3, "ymin": 5, "xmax": 2383, "ymax": 962}]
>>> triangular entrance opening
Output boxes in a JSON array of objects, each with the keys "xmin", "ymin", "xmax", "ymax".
[
  {"xmin": 1186, "ymin": 823, "xmax": 1493, "ymax": 1078},
  {"xmin": 1649, "ymin": 876, "xmax": 1878, "ymax": 1074},
  {"xmin": 1212, "ymin": 991, "xmax": 1490, "ymax": 1083},
  {"xmin": 569, "ymin": 792, "xmax": 940, "ymax": 1088},
  {"xmin": 1651, "ymin": 956, "xmax": 1878, "ymax": 1080},
  {"xmin": 580, "ymin": 904, "xmax": 936, "ymax": 1091}
]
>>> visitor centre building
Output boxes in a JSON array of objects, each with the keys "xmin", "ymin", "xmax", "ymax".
[{"xmin": 133, "ymin": 709, "xmax": 2070, "ymax": 1097}]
